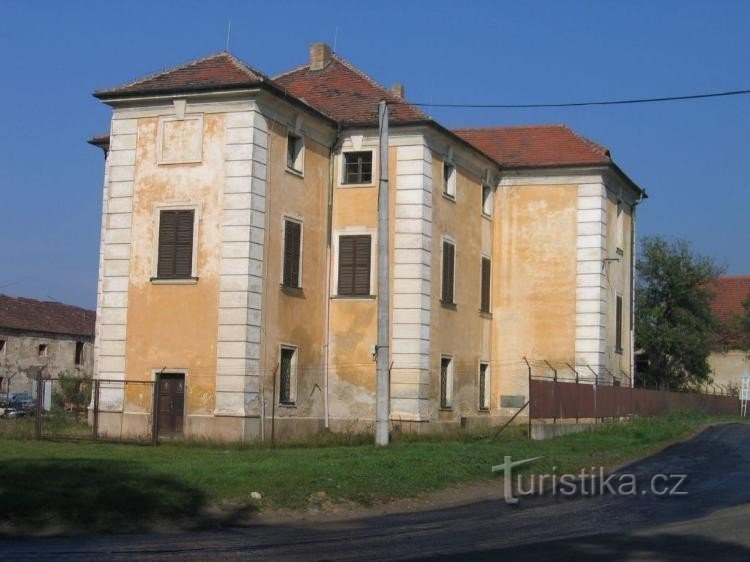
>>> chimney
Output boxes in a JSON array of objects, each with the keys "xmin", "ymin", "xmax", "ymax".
[
  {"xmin": 391, "ymin": 83, "xmax": 405, "ymax": 98},
  {"xmin": 310, "ymin": 42, "xmax": 332, "ymax": 71}
]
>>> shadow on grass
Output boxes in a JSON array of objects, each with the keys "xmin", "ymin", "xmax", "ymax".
[{"xmin": 0, "ymin": 459, "xmax": 255, "ymax": 536}]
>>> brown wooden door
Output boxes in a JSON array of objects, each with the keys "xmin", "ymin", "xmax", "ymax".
[{"xmin": 157, "ymin": 373, "xmax": 185, "ymax": 437}]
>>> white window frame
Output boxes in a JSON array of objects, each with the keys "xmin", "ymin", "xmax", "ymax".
[
  {"xmin": 443, "ymin": 161, "xmax": 456, "ymax": 199},
  {"xmin": 441, "ymin": 235, "xmax": 456, "ymax": 305},
  {"xmin": 616, "ymin": 200, "xmax": 625, "ymax": 253},
  {"xmin": 331, "ymin": 228, "xmax": 377, "ymax": 298},
  {"xmin": 151, "ymin": 202, "xmax": 201, "ymax": 283},
  {"xmin": 156, "ymin": 114, "xmax": 204, "ymax": 165},
  {"xmin": 278, "ymin": 344, "xmax": 299, "ymax": 405},
  {"xmin": 481, "ymin": 183, "xmax": 493, "ymax": 218},
  {"xmin": 338, "ymin": 148, "xmax": 377, "ymax": 188},
  {"xmin": 285, "ymin": 130, "xmax": 305, "ymax": 176},
  {"xmin": 478, "ymin": 362, "xmax": 491, "ymax": 411},
  {"xmin": 281, "ymin": 216, "xmax": 304, "ymax": 288},
  {"xmin": 440, "ymin": 355, "xmax": 454, "ymax": 409}
]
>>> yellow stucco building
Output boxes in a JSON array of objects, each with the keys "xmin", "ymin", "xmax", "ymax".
[{"xmin": 90, "ymin": 44, "xmax": 645, "ymax": 441}]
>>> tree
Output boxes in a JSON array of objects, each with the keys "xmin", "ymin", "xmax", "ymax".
[
  {"xmin": 53, "ymin": 370, "xmax": 92, "ymax": 420},
  {"xmin": 635, "ymin": 236, "xmax": 723, "ymax": 390}
]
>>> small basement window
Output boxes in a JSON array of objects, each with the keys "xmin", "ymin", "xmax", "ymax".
[
  {"xmin": 287, "ymin": 133, "xmax": 304, "ymax": 173},
  {"xmin": 38, "ymin": 344, "xmax": 48, "ymax": 357},
  {"xmin": 342, "ymin": 151, "xmax": 373, "ymax": 185}
]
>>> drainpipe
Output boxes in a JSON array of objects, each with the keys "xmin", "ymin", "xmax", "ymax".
[
  {"xmin": 323, "ymin": 125, "xmax": 342, "ymax": 430},
  {"xmin": 630, "ymin": 193, "xmax": 643, "ymax": 387}
]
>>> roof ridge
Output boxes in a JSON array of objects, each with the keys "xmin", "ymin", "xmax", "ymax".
[
  {"xmin": 452, "ymin": 124, "xmax": 568, "ymax": 132},
  {"xmin": 272, "ymin": 61, "xmax": 310, "ymax": 80},
  {"xmin": 0, "ymin": 293, "xmax": 94, "ymax": 312},
  {"xmin": 559, "ymin": 124, "xmax": 610, "ymax": 158}
]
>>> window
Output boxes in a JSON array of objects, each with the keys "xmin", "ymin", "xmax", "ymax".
[
  {"xmin": 286, "ymin": 133, "xmax": 304, "ymax": 173},
  {"xmin": 480, "ymin": 257, "xmax": 491, "ymax": 313},
  {"xmin": 38, "ymin": 344, "xmax": 48, "ymax": 357},
  {"xmin": 615, "ymin": 295, "xmax": 624, "ymax": 354},
  {"xmin": 279, "ymin": 346, "xmax": 297, "ymax": 405},
  {"xmin": 0, "ymin": 340, "xmax": 5, "ymax": 355},
  {"xmin": 482, "ymin": 184, "xmax": 493, "ymax": 217},
  {"xmin": 157, "ymin": 209, "xmax": 195, "ymax": 279},
  {"xmin": 441, "ymin": 240, "xmax": 455, "ymax": 305},
  {"xmin": 479, "ymin": 363, "xmax": 490, "ymax": 411},
  {"xmin": 337, "ymin": 235, "xmax": 372, "ymax": 296},
  {"xmin": 443, "ymin": 162, "xmax": 456, "ymax": 198},
  {"xmin": 616, "ymin": 201, "xmax": 625, "ymax": 252},
  {"xmin": 440, "ymin": 356, "xmax": 453, "ymax": 409},
  {"xmin": 342, "ymin": 151, "xmax": 373, "ymax": 185},
  {"xmin": 282, "ymin": 219, "xmax": 302, "ymax": 288},
  {"xmin": 75, "ymin": 341, "xmax": 84, "ymax": 367}
]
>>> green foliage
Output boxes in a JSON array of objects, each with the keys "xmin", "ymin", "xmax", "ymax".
[
  {"xmin": 635, "ymin": 236, "xmax": 723, "ymax": 389},
  {"xmin": 52, "ymin": 370, "xmax": 92, "ymax": 412}
]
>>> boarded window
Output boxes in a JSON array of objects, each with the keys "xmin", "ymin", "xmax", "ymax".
[
  {"xmin": 338, "ymin": 235, "xmax": 371, "ymax": 296},
  {"xmin": 157, "ymin": 209, "xmax": 194, "ymax": 279},
  {"xmin": 443, "ymin": 163, "xmax": 456, "ymax": 197},
  {"xmin": 616, "ymin": 295, "xmax": 623, "ymax": 353},
  {"xmin": 343, "ymin": 151, "xmax": 373, "ymax": 184},
  {"xmin": 441, "ymin": 241, "xmax": 455, "ymax": 305},
  {"xmin": 479, "ymin": 363, "xmax": 490, "ymax": 410},
  {"xmin": 75, "ymin": 341, "xmax": 84, "ymax": 367},
  {"xmin": 480, "ymin": 257, "xmax": 491, "ymax": 313},
  {"xmin": 279, "ymin": 347, "xmax": 297, "ymax": 404},
  {"xmin": 287, "ymin": 133, "xmax": 303, "ymax": 172},
  {"xmin": 282, "ymin": 220, "xmax": 302, "ymax": 288},
  {"xmin": 440, "ymin": 356, "xmax": 453, "ymax": 409}
]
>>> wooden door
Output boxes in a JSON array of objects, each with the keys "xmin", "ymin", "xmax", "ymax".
[{"xmin": 157, "ymin": 373, "xmax": 185, "ymax": 437}]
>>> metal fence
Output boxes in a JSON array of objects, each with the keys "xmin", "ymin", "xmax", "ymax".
[
  {"xmin": 30, "ymin": 376, "xmax": 157, "ymax": 444},
  {"xmin": 529, "ymin": 377, "xmax": 739, "ymax": 422}
]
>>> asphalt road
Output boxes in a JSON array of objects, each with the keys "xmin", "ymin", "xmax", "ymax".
[{"xmin": 3, "ymin": 423, "xmax": 750, "ymax": 561}]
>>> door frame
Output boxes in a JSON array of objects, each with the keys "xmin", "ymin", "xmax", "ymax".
[{"xmin": 152, "ymin": 368, "xmax": 188, "ymax": 439}]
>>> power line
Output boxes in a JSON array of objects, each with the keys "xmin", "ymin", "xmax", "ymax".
[{"xmin": 398, "ymin": 87, "xmax": 750, "ymax": 109}]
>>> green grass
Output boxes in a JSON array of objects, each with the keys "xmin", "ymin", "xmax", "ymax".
[{"xmin": 0, "ymin": 411, "xmax": 743, "ymax": 535}]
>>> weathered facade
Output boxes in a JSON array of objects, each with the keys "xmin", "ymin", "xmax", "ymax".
[
  {"xmin": 0, "ymin": 295, "xmax": 95, "ymax": 401},
  {"xmin": 90, "ymin": 44, "xmax": 645, "ymax": 440}
]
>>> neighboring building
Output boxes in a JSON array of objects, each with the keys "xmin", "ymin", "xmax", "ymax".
[
  {"xmin": 707, "ymin": 276, "xmax": 750, "ymax": 391},
  {"xmin": 89, "ymin": 44, "xmax": 645, "ymax": 441},
  {"xmin": 0, "ymin": 295, "xmax": 95, "ymax": 401}
]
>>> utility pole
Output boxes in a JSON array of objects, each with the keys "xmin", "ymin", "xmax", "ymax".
[{"xmin": 375, "ymin": 100, "xmax": 390, "ymax": 446}]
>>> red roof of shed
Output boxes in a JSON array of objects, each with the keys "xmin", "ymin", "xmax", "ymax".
[{"xmin": 0, "ymin": 295, "xmax": 95, "ymax": 337}]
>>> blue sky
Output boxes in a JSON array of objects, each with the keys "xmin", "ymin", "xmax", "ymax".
[{"xmin": 1, "ymin": 1, "xmax": 748, "ymax": 308}]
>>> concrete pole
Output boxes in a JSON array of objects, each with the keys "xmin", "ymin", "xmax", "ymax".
[{"xmin": 375, "ymin": 100, "xmax": 390, "ymax": 446}]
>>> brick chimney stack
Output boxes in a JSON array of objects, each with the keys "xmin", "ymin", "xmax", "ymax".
[
  {"xmin": 391, "ymin": 83, "xmax": 405, "ymax": 99},
  {"xmin": 310, "ymin": 43, "xmax": 332, "ymax": 71}
]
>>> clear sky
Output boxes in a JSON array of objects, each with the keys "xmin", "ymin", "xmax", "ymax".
[{"xmin": 1, "ymin": 0, "xmax": 748, "ymax": 309}]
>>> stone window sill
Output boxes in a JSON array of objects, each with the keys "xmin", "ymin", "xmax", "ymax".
[{"xmin": 150, "ymin": 277, "xmax": 199, "ymax": 285}]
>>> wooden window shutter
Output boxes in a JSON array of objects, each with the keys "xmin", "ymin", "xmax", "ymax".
[
  {"xmin": 279, "ymin": 347, "xmax": 295, "ymax": 404},
  {"xmin": 442, "ymin": 241, "xmax": 455, "ymax": 304},
  {"xmin": 157, "ymin": 209, "xmax": 194, "ymax": 279},
  {"xmin": 283, "ymin": 220, "xmax": 302, "ymax": 288},
  {"xmin": 338, "ymin": 235, "xmax": 371, "ymax": 296},
  {"xmin": 480, "ymin": 257, "xmax": 491, "ymax": 313},
  {"xmin": 616, "ymin": 295, "xmax": 623, "ymax": 352}
]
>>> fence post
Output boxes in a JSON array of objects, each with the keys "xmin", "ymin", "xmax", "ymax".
[
  {"xmin": 151, "ymin": 374, "xmax": 160, "ymax": 446},
  {"xmin": 92, "ymin": 379, "xmax": 100, "ymax": 441},
  {"xmin": 524, "ymin": 357, "xmax": 532, "ymax": 439},
  {"xmin": 34, "ymin": 374, "xmax": 43, "ymax": 440}
]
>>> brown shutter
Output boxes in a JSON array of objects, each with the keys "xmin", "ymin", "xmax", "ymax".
[
  {"xmin": 442, "ymin": 241, "xmax": 455, "ymax": 304},
  {"xmin": 338, "ymin": 235, "xmax": 371, "ymax": 296},
  {"xmin": 480, "ymin": 257, "xmax": 491, "ymax": 313},
  {"xmin": 279, "ymin": 348, "xmax": 295, "ymax": 404},
  {"xmin": 157, "ymin": 210, "xmax": 194, "ymax": 279},
  {"xmin": 283, "ymin": 220, "xmax": 302, "ymax": 287}
]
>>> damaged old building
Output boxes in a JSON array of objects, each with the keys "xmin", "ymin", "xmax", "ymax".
[{"xmin": 89, "ymin": 43, "xmax": 645, "ymax": 441}]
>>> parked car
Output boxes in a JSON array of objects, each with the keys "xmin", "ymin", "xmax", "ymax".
[{"xmin": 1, "ymin": 407, "xmax": 24, "ymax": 419}]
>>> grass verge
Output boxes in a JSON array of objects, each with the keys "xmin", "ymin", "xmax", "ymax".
[{"xmin": 0, "ymin": 411, "xmax": 744, "ymax": 535}]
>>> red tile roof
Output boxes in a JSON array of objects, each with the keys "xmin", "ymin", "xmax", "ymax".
[
  {"xmin": 94, "ymin": 52, "xmax": 269, "ymax": 99},
  {"xmin": 452, "ymin": 125, "xmax": 612, "ymax": 168},
  {"xmin": 274, "ymin": 55, "xmax": 428, "ymax": 126},
  {"xmin": 707, "ymin": 276, "xmax": 750, "ymax": 325},
  {"xmin": 0, "ymin": 295, "xmax": 95, "ymax": 337}
]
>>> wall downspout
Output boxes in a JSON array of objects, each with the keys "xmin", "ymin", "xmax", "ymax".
[
  {"xmin": 323, "ymin": 126, "xmax": 342, "ymax": 430},
  {"xmin": 629, "ymin": 195, "xmax": 642, "ymax": 386}
]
